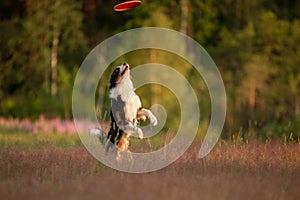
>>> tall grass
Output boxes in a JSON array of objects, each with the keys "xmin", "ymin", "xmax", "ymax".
[
  {"xmin": 1, "ymin": 117, "xmax": 300, "ymax": 199},
  {"xmin": 0, "ymin": 141, "xmax": 300, "ymax": 200}
]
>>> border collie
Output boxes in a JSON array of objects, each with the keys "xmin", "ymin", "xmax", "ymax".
[{"xmin": 90, "ymin": 63, "xmax": 157, "ymax": 159}]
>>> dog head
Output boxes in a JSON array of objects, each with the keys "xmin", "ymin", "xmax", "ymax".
[{"xmin": 109, "ymin": 62, "xmax": 130, "ymax": 89}]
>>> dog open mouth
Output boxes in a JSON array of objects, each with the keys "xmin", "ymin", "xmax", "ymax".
[{"xmin": 121, "ymin": 64, "xmax": 129, "ymax": 76}]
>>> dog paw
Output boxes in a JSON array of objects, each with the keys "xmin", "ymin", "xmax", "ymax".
[
  {"xmin": 89, "ymin": 128, "xmax": 107, "ymax": 144},
  {"xmin": 149, "ymin": 114, "xmax": 158, "ymax": 126},
  {"xmin": 146, "ymin": 110, "xmax": 158, "ymax": 126}
]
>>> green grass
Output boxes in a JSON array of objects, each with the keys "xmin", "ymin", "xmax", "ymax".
[
  {"xmin": 0, "ymin": 128, "xmax": 182, "ymax": 152},
  {"xmin": 0, "ymin": 132, "xmax": 82, "ymax": 150}
]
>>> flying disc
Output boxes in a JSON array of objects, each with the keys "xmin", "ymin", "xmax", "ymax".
[{"xmin": 113, "ymin": 0, "xmax": 142, "ymax": 12}]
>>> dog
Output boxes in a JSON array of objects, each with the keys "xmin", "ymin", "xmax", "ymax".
[{"xmin": 90, "ymin": 63, "xmax": 157, "ymax": 159}]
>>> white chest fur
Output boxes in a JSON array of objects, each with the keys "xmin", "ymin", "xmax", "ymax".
[
  {"xmin": 124, "ymin": 92, "xmax": 141, "ymax": 123},
  {"xmin": 109, "ymin": 76, "xmax": 141, "ymax": 123}
]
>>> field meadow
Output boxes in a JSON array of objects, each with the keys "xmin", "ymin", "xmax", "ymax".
[{"xmin": 0, "ymin": 118, "xmax": 300, "ymax": 200}]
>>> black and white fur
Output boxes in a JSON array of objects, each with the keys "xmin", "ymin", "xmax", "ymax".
[{"xmin": 90, "ymin": 63, "xmax": 157, "ymax": 158}]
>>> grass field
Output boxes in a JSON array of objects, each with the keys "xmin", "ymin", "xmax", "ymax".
[{"xmin": 0, "ymin": 131, "xmax": 300, "ymax": 200}]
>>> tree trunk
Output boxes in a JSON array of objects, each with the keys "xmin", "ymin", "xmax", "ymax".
[
  {"xmin": 249, "ymin": 81, "xmax": 256, "ymax": 117},
  {"xmin": 180, "ymin": 0, "xmax": 188, "ymax": 34},
  {"xmin": 25, "ymin": 0, "xmax": 32, "ymax": 16},
  {"xmin": 51, "ymin": 30, "xmax": 59, "ymax": 97}
]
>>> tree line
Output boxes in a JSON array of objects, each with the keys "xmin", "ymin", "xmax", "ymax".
[{"xmin": 1, "ymin": 0, "xmax": 300, "ymax": 139}]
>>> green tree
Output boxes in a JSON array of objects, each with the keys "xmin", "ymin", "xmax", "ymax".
[
  {"xmin": 257, "ymin": 12, "xmax": 300, "ymax": 120},
  {"xmin": 23, "ymin": 0, "xmax": 87, "ymax": 96},
  {"xmin": 0, "ymin": 0, "xmax": 87, "ymax": 118}
]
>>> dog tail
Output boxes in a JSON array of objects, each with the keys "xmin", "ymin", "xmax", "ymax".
[
  {"xmin": 88, "ymin": 127, "xmax": 117, "ymax": 153},
  {"xmin": 89, "ymin": 128, "xmax": 108, "ymax": 145}
]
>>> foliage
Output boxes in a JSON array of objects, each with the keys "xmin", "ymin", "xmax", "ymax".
[
  {"xmin": 0, "ymin": 0, "xmax": 87, "ymax": 118},
  {"xmin": 1, "ymin": 0, "xmax": 300, "ymax": 138}
]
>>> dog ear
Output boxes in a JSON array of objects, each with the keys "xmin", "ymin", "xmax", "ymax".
[{"xmin": 109, "ymin": 68, "xmax": 120, "ymax": 89}]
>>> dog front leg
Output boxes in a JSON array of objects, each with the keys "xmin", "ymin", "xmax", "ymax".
[{"xmin": 137, "ymin": 108, "xmax": 158, "ymax": 126}]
